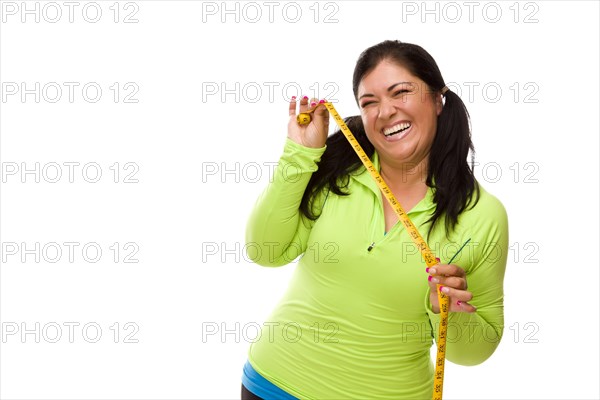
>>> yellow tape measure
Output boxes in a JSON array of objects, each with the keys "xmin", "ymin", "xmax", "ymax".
[{"xmin": 298, "ymin": 103, "xmax": 449, "ymax": 400}]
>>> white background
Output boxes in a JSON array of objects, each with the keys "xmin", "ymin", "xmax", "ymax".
[{"xmin": 1, "ymin": 1, "xmax": 598, "ymax": 399}]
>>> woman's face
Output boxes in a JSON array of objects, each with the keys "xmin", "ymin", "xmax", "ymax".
[{"xmin": 357, "ymin": 60, "xmax": 442, "ymax": 169}]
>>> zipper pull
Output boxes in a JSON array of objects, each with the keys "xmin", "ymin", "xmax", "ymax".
[{"xmin": 367, "ymin": 242, "xmax": 375, "ymax": 252}]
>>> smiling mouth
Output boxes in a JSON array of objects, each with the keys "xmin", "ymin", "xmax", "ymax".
[{"xmin": 383, "ymin": 122, "xmax": 412, "ymax": 137}]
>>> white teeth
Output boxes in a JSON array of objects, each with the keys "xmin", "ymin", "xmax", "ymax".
[{"xmin": 383, "ymin": 122, "xmax": 411, "ymax": 136}]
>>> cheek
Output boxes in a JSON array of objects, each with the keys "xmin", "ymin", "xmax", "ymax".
[
  {"xmin": 424, "ymin": 119, "xmax": 438, "ymax": 146},
  {"xmin": 361, "ymin": 114, "xmax": 377, "ymax": 138},
  {"xmin": 415, "ymin": 104, "xmax": 438, "ymax": 130}
]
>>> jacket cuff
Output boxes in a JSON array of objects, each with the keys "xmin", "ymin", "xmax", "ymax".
[{"xmin": 280, "ymin": 138, "xmax": 327, "ymax": 173}]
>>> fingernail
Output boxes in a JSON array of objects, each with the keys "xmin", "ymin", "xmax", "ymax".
[
  {"xmin": 428, "ymin": 275, "xmax": 432, "ymax": 281},
  {"xmin": 310, "ymin": 101, "xmax": 317, "ymax": 107},
  {"xmin": 291, "ymin": 96, "xmax": 296, "ymax": 100},
  {"xmin": 429, "ymin": 276, "xmax": 439, "ymax": 283},
  {"xmin": 436, "ymin": 257, "xmax": 441, "ymax": 263},
  {"xmin": 319, "ymin": 99, "xmax": 325, "ymax": 103},
  {"xmin": 428, "ymin": 268, "xmax": 436, "ymax": 275},
  {"xmin": 440, "ymin": 286, "xmax": 450, "ymax": 294},
  {"xmin": 303, "ymin": 95, "xmax": 308, "ymax": 100},
  {"xmin": 457, "ymin": 300, "xmax": 462, "ymax": 306},
  {"xmin": 425, "ymin": 267, "xmax": 430, "ymax": 273}
]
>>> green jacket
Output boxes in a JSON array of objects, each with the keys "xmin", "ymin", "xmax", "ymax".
[{"xmin": 245, "ymin": 138, "xmax": 509, "ymax": 399}]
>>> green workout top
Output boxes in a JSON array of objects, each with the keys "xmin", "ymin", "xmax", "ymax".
[{"xmin": 245, "ymin": 138, "xmax": 509, "ymax": 399}]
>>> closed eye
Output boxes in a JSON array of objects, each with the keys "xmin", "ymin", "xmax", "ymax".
[
  {"xmin": 360, "ymin": 100, "xmax": 375, "ymax": 108},
  {"xmin": 394, "ymin": 89, "xmax": 410, "ymax": 96},
  {"xmin": 361, "ymin": 89, "xmax": 411, "ymax": 108}
]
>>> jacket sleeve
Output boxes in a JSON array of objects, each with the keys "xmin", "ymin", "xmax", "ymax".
[
  {"xmin": 244, "ymin": 138, "xmax": 327, "ymax": 267},
  {"xmin": 425, "ymin": 190, "xmax": 509, "ymax": 366}
]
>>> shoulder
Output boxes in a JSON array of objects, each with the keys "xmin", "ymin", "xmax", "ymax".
[
  {"xmin": 470, "ymin": 183, "xmax": 507, "ymax": 218},
  {"xmin": 449, "ymin": 183, "xmax": 509, "ymax": 271},
  {"xmin": 457, "ymin": 182, "xmax": 509, "ymax": 237}
]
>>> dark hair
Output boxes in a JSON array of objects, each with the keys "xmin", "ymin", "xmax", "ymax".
[{"xmin": 299, "ymin": 40, "xmax": 480, "ymax": 239}]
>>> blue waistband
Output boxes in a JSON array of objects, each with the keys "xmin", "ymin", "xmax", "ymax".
[{"xmin": 241, "ymin": 360, "xmax": 299, "ymax": 399}]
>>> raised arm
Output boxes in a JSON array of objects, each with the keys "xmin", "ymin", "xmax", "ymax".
[
  {"xmin": 245, "ymin": 139, "xmax": 326, "ymax": 266},
  {"xmin": 245, "ymin": 97, "xmax": 330, "ymax": 267}
]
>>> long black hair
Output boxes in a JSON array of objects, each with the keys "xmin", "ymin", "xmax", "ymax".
[{"xmin": 299, "ymin": 40, "xmax": 480, "ymax": 239}]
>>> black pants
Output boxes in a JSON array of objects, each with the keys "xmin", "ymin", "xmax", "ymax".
[{"xmin": 241, "ymin": 383, "xmax": 264, "ymax": 400}]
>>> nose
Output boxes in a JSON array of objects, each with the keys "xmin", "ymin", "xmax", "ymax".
[{"xmin": 378, "ymin": 97, "xmax": 397, "ymax": 121}]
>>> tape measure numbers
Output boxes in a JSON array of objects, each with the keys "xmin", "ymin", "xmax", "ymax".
[{"xmin": 297, "ymin": 104, "xmax": 449, "ymax": 400}]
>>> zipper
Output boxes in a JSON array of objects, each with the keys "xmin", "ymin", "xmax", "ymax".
[
  {"xmin": 366, "ymin": 221, "xmax": 401, "ymax": 253},
  {"xmin": 366, "ymin": 193, "xmax": 401, "ymax": 253},
  {"xmin": 365, "ymin": 185, "xmax": 436, "ymax": 253}
]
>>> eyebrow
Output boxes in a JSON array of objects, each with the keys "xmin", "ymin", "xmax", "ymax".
[{"xmin": 358, "ymin": 81, "xmax": 414, "ymax": 100}]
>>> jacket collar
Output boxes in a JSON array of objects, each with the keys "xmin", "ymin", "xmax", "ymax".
[{"xmin": 349, "ymin": 150, "xmax": 436, "ymax": 214}]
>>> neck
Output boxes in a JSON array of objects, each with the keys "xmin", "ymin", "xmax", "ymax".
[{"xmin": 379, "ymin": 156, "xmax": 429, "ymax": 190}]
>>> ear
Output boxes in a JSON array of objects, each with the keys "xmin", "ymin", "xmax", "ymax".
[{"xmin": 436, "ymin": 94, "xmax": 443, "ymax": 116}]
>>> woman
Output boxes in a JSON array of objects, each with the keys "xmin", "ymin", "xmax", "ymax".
[{"xmin": 241, "ymin": 40, "xmax": 508, "ymax": 399}]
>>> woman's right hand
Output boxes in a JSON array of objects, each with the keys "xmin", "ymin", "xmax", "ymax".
[{"xmin": 287, "ymin": 96, "xmax": 330, "ymax": 149}]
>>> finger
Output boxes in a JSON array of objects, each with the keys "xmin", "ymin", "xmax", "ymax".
[
  {"xmin": 430, "ymin": 263, "xmax": 466, "ymax": 278},
  {"xmin": 428, "ymin": 275, "xmax": 468, "ymax": 290},
  {"xmin": 438, "ymin": 285, "xmax": 473, "ymax": 302},
  {"xmin": 312, "ymin": 99, "xmax": 330, "ymax": 130},
  {"xmin": 299, "ymin": 98, "xmax": 319, "ymax": 114},
  {"xmin": 288, "ymin": 96, "xmax": 298, "ymax": 116},
  {"xmin": 298, "ymin": 95, "xmax": 310, "ymax": 113},
  {"xmin": 455, "ymin": 300, "xmax": 477, "ymax": 313}
]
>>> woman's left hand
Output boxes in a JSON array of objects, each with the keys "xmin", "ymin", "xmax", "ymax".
[{"xmin": 427, "ymin": 262, "xmax": 477, "ymax": 313}]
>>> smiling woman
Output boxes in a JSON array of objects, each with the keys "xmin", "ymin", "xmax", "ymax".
[{"xmin": 241, "ymin": 40, "xmax": 508, "ymax": 399}]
